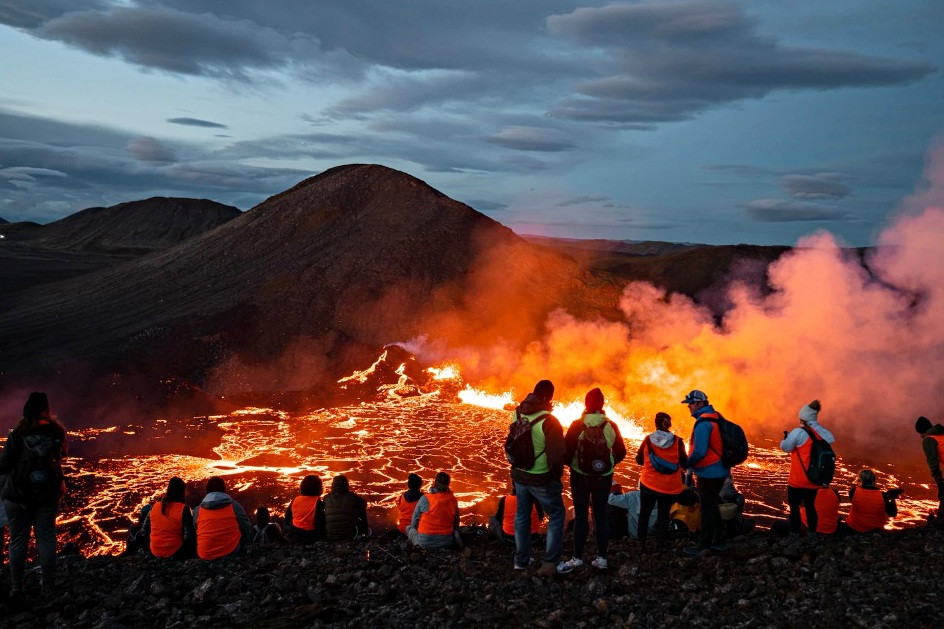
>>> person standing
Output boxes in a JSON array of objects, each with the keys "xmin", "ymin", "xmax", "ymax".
[
  {"xmin": 509, "ymin": 380, "xmax": 571, "ymax": 575},
  {"xmin": 914, "ymin": 416, "xmax": 944, "ymax": 523},
  {"xmin": 562, "ymin": 388, "xmax": 626, "ymax": 571},
  {"xmin": 635, "ymin": 411, "xmax": 687, "ymax": 550},
  {"xmin": 681, "ymin": 389, "xmax": 730, "ymax": 555},
  {"xmin": 406, "ymin": 471, "xmax": 461, "ymax": 550},
  {"xmin": 780, "ymin": 400, "xmax": 835, "ymax": 542}
]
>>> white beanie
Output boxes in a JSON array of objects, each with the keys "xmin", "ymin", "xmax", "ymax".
[{"xmin": 798, "ymin": 404, "xmax": 819, "ymax": 423}]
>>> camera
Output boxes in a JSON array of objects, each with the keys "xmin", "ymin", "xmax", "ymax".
[{"xmin": 783, "ymin": 430, "xmax": 789, "ymax": 439}]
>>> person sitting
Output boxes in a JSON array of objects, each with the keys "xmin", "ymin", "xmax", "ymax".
[
  {"xmin": 193, "ymin": 476, "xmax": 253, "ymax": 560},
  {"xmin": 608, "ymin": 488, "xmax": 661, "ymax": 539},
  {"xmin": 285, "ymin": 475, "xmax": 325, "ymax": 544},
  {"xmin": 395, "ymin": 473, "xmax": 424, "ymax": 534},
  {"xmin": 140, "ymin": 477, "xmax": 195, "ymax": 559},
  {"xmin": 606, "ymin": 483, "xmax": 629, "ymax": 541},
  {"xmin": 489, "ymin": 478, "xmax": 544, "ymax": 544},
  {"xmin": 719, "ymin": 473, "xmax": 754, "ymax": 537},
  {"xmin": 801, "ymin": 487, "xmax": 841, "ymax": 535},
  {"xmin": 406, "ymin": 471, "xmax": 461, "ymax": 550},
  {"xmin": 251, "ymin": 506, "xmax": 285, "ymax": 545},
  {"xmin": 323, "ymin": 475, "xmax": 370, "ymax": 541},
  {"xmin": 845, "ymin": 469, "xmax": 901, "ymax": 533}
]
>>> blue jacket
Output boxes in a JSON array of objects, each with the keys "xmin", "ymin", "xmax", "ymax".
[{"xmin": 687, "ymin": 405, "xmax": 729, "ymax": 479}]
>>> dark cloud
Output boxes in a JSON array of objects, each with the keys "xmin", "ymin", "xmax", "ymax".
[
  {"xmin": 486, "ymin": 126, "xmax": 575, "ymax": 152},
  {"xmin": 327, "ymin": 71, "xmax": 489, "ymax": 117},
  {"xmin": 745, "ymin": 199, "xmax": 847, "ymax": 222},
  {"xmin": 126, "ymin": 136, "xmax": 176, "ymax": 163},
  {"xmin": 167, "ymin": 117, "xmax": 228, "ymax": 129},
  {"xmin": 555, "ymin": 195, "xmax": 611, "ymax": 207},
  {"xmin": 782, "ymin": 174, "xmax": 851, "ymax": 199},
  {"xmin": 0, "ymin": 0, "xmax": 107, "ymax": 29},
  {"xmin": 547, "ymin": 1, "xmax": 934, "ymax": 124}
]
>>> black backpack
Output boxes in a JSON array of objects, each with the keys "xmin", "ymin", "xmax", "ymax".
[
  {"xmin": 577, "ymin": 422, "xmax": 612, "ymax": 475},
  {"xmin": 505, "ymin": 411, "xmax": 547, "ymax": 469},
  {"xmin": 802, "ymin": 427, "xmax": 836, "ymax": 487},
  {"xmin": 12, "ymin": 429, "xmax": 64, "ymax": 502},
  {"xmin": 706, "ymin": 414, "xmax": 749, "ymax": 468}
]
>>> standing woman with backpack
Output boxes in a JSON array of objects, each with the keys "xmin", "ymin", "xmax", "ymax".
[
  {"xmin": 562, "ymin": 388, "xmax": 626, "ymax": 571},
  {"xmin": 0, "ymin": 392, "xmax": 68, "ymax": 595},
  {"xmin": 635, "ymin": 412, "xmax": 688, "ymax": 549},
  {"xmin": 780, "ymin": 399, "xmax": 835, "ymax": 542}
]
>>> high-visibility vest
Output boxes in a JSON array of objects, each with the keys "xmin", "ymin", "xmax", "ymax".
[
  {"xmin": 417, "ymin": 491, "xmax": 458, "ymax": 536},
  {"xmin": 691, "ymin": 414, "xmax": 722, "ymax": 468},
  {"xmin": 290, "ymin": 495, "xmax": 320, "ymax": 531},
  {"xmin": 396, "ymin": 493, "xmax": 421, "ymax": 533},
  {"xmin": 501, "ymin": 494, "xmax": 540, "ymax": 536},
  {"xmin": 800, "ymin": 488, "xmax": 839, "ymax": 534},
  {"xmin": 196, "ymin": 504, "xmax": 241, "ymax": 560},
  {"xmin": 149, "ymin": 502, "xmax": 185, "ymax": 558},
  {"xmin": 639, "ymin": 435, "xmax": 685, "ymax": 495},
  {"xmin": 846, "ymin": 487, "xmax": 888, "ymax": 533}
]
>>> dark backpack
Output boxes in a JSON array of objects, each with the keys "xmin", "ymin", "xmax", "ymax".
[
  {"xmin": 12, "ymin": 429, "xmax": 64, "ymax": 502},
  {"xmin": 505, "ymin": 411, "xmax": 547, "ymax": 469},
  {"xmin": 706, "ymin": 414, "xmax": 749, "ymax": 468},
  {"xmin": 802, "ymin": 427, "xmax": 836, "ymax": 487},
  {"xmin": 577, "ymin": 422, "xmax": 612, "ymax": 475}
]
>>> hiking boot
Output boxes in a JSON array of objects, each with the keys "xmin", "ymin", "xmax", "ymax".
[
  {"xmin": 513, "ymin": 558, "xmax": 536, "ymax": 571},
  {"xmin": 591, "ymin": 557, "xmax": 608, "ymax": 570},
  {"xmin": 561, "ymin": 557, "xmax": 584, "ymax": 570}
]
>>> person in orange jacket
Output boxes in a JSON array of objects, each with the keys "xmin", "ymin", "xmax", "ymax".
[
  {"xmin": 780, "ymin": 399, "xmax": 835, "ymax": 542},
  {"xmin": 800, "ymin": 487, "xmax": 841, "ymax": 535},
  {"xmin": 845, "ymin": 469, "xmax": 900, "ymax": 533},
  {"xmin": 395, "ymin": 473, "xmax": 424, "ymax": 534},
  {"xmin": 406, "ymin": 471, "xmax": 461, "ymax": 550},
  {"xmin": 634, "ymin": 412, "xmax": 687, "ymax": 549},
  {"xmin": 140, "ymin": 476, "xmax": 195, "ymax": 558},
  {"xmin": 489, "ymin": 478, "xmax": 544, "ymax": 544},
  {"xmin": 285, "ymin": 475, "xmax": 326, "ymax": 544},
  {"xmin": 192, "ymin": 476, "xmax": 253, "ymax": 560}
]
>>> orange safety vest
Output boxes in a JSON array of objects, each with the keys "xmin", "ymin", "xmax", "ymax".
[
  {"xmin": 290, "ymin": 495, "xmax": 320, "ymax": 531},
  {"xmin": 788, "ymin": 429, "xmax": 828, "ymax": 490},
  {"xmin": 196, "ymin": 503, "xmax": 241, "ymax": 560},
  {"xmin": 149, "ymin": 502, "xmax": 185, "ymax": 558},
  {"xmin": 846, "ymin": 487, "xmax": 888, "ymax": 533},
  {"xmin": 691, "ymin": 414, "xmax": 722, "ymax": 468},
  {"xmin": 800, "ymin": 488, "xmax": 839, "ymax": 534},
  {"xmin": 501, "ymin": 494, "xmax": 541, "ymax": 536},
  {"xmin": 396, "ymin": 494, "xmax": 420, "ymax": 533},
  {"xmin": 640, "ymin": 435, "xmax": 686, "ymax": 495},
  {"xmin": 417, "ymin": 491, "xmax": 458, "ymax": 536}
]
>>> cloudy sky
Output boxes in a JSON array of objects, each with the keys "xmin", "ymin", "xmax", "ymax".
[{"xmin": 1, "ymin": 1, "xmax": 941, "ymax": 245}]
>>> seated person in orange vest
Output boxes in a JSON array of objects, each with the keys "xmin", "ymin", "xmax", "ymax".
[
  {"xmin": 323, "ymin": 475, "xmax": 370, "ymax": 541},
  {"xmin": 800, "ymin": 488, "xmax": 841, "ymax": 535},
  {"xmin": 395, "ymin": 473, "xmax": 424, "ymax": 534},
  {"xmin": 139, "ymin": 477, "xmax": 195, "ymax": 559},
  {"xmin": 251, "ymin": 506, "xmax": 284, "ymax": 545},
  {"xmin": 406, "ymin": 471, "xmax": 461, "ymax": 550},
  {"xmin": 844, "ymin": 469, "xmax": 901, "ymax": 533},
  {"xmin": 488, "ymin": 478, "xmax": 544, "ymax": 544},
  {"xmin": 193, "ymin": 476, "xmax": 253, "ymax": 559},
  {"xmin": 285, "ymin": 475, "xmax": 326, "ymax": 544}
]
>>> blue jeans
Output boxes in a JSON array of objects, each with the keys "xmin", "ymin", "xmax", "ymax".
[
  {"xmin": 514, "ymin": 480, "xmax": 565, "ymax": 566},
  {"xmin": 5, "ymin": 499, "xmax": 59, "ymax": 588}
]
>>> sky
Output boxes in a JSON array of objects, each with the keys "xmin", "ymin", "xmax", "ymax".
[{"xmin": 0, "ymin": 1, "xmax": 941, "ymax": 246}]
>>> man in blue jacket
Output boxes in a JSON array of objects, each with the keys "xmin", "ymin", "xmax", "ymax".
[{"xmin": 682, "ymin": 389, "xmax": 730, "ymax": 555}]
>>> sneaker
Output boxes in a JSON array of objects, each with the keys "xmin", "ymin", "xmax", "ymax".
[
  {"xmin": 513, "ymin": 558, "xmax": 536, "ymax": 571},
  {"xmin": 591, "ymin": 557, "xmax": 608, "ymax": 570},
  {"xmin": 555, "ymin": 561, "xmax": 574, "ymax": 575},
  {"xmin": 562, "ymin": 557, "xmax": 584, "ymax": 570}
]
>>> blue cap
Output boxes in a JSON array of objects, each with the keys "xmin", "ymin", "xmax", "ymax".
[{"xmin": 681, "ymin": 389, "xmax": 708, "ymax": 404}]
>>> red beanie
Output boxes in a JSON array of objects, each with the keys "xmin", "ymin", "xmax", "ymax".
[{"xmin": 584, "ymin": 387, "xmax": 605, "ymax": 413}]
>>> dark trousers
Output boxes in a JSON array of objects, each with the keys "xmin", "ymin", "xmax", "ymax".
[
  {"xmin": 570, "ymin": 473, "xmax": 611, "ymax": 559},
  {"xmin": 696, "ymin": 476, "xmax": 726, "ymax": 548},
  {"xmin": 5, "ymin": 499, "xmax": 59, "ymax": 589},
  {"xmin": 787, "ymin": 486, "xmax": 818, "ymax": 535},
  {"xmin": 638, "ymin": 484, "xmax": 678, "ymax": 544}
]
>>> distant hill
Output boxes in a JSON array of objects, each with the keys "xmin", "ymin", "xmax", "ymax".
[
  {"xmin": 0, "ymin": 165, "xmax": 624, "ymax": 388},
  {"xmin": 0, "ymin": 216, "xmax": 7, "ymax": 224},
  {"xmin": 34, "ymin": 197, "xmax": 241, "ymax": 254}
]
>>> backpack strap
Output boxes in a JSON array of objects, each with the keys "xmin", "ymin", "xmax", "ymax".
[{"xmin": 522, "ymin": 410, "xmax": 548, "ymax": 461}]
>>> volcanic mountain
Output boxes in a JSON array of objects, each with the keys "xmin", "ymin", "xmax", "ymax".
[{"xmin": 0, "ymin": 165, "xmax": 624, "ymax": 391}]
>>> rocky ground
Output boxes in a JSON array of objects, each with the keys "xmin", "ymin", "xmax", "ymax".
[{"xmin": 1, "ymin": 524, "xmax": 942, "ymax": 628}]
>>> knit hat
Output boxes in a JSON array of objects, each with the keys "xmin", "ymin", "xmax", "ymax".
[
  {"xmin": 407, "ymin": 473, "xmax": 422, "ymax": 491},
  {"xmin": 532, "ymin": 380, "xmax": 555, "ymax": 402},
  {"xmin": 23, "ymin": 392, "xmax": 50, "ymax": 421},
  {"xmin": 798, "ymin": 399, "xmax": 821, "ymax": 423},
  {"xmin": 915, "ymin": 416, "xmax": 932, "ymax": 434},
  {"xmin": 584, "ymin": 387, "xmax": 605, "ymax": 413}
]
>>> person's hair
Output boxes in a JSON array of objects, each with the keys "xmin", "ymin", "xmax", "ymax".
[
  {"xmin": 434, "ymin": 471, "xmax": 451, "ymax": 491},
  {"xmin": 407, "ymin": 473, "xmax": 422, "ymax": 491},
  {"xmin": 206, "ymin": 476, "xmax": 226, "ymax": 494},
  {"xmin": 331, "ymin": 475, "xmax": 350, "ymax": 494},
  {"xmin": 161, "ymin": 477, "xmax": 186, "ymax": 515},
  {"xmin": 655, "ymin": 412, "xmax": 672, "ymax": 431},
  {"xmin": 300, "ymin": 475, "xmax": 323, "ymax": 496},
  {"xmin": 532, "ymin": 380, "xmax": 554, "ymax": 402},
  {"xmin": 858, "ymin": 469, "xmax": 876, "ymax": 486},
  {"xmin": 256, "ymin": 506, "xmax": 271, "ymax": 528},
  {"xmin": 17, "ymin": 391, "xmax": 63, "ymax": 432},
  {"xmin": 915, "ymin": 416, "xmax": 932, "ymax": 434}
]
